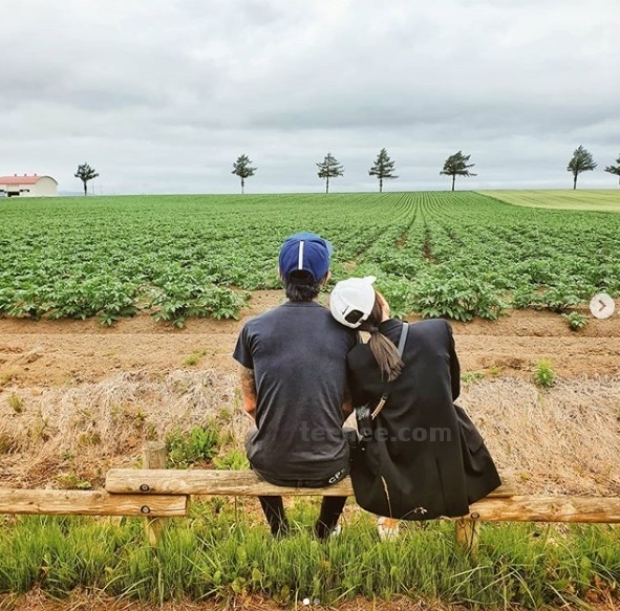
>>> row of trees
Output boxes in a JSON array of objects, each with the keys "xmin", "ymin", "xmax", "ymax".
[
  {"xmin": 316, "ymin": 148, "xmax": 400, "ymax": 194},
  {"xmin": 234, "ymin": 148, "xmax": 620, "ymax": 193},
  {"xmin": 567, "ymin": 146, "xmax": 620, "ymax": 189},
  {"xmin": 233, "ymin": 149, "xmax": 476, "ymax": 194},
  {"xmin": 73, "ymin": 149, "xmax": 620, "ymax": 196}
]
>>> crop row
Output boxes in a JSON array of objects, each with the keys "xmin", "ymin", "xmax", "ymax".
[{"xmin": 0, "ymin": 192, "xmax": 619, "ymax": 324}]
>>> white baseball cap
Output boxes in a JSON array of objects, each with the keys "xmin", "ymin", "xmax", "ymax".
[{"xmin": 329, "ymin": 276, "xmax": 377, "ymax": 328}]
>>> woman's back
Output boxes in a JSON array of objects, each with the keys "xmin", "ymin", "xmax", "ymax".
[
  {"xmin": 347, "ymin": 318, "xmax": 460, "ymax": 453},
  {"xmin": 346, "ymin": 318, "xmax": 500, "ymax": 519}
]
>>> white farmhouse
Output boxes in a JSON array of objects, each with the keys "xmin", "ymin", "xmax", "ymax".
[{"xmin": 0, "ymin": 174, "xmax": 58, "ymax": 197}]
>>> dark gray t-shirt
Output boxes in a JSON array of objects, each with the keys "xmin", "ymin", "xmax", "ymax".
[{"xmin": 233, "ymin": 300, "xmax": 357, "ymax": 481}]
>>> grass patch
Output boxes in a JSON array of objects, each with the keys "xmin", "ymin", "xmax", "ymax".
[
  {"xmin": 0, "ymin": 370, "xmax": 16, "ymax": 387},
  {"xmin": 0, "ymin": 508, "xmax": 619, "ymax": 607},
  {"xmin": 184, "ymin": 349, "xmax": 207, "ymax": 366},
  {"xmin": 213, "ymin": 448, "xmax": 250, "ymax": 470},
  {"xmin": 52, "ymin": 473, "xmax": 93, "ymax": 490},
  {"xmin": 7, "ymin": 393, "xmax": 23, "ymax": 413},
  {"xmin": 482, "ymin": 190, "xmax": 620, "ymax": 212},
  {"xmin": 165, "ymin": 422, "xmax": 220, "ymax": 468},
  {"xmin": 461, "ymin": 371, "xmax": 484, "ymax": 384}
]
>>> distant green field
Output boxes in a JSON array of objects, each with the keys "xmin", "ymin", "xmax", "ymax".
[
  {"xmin": 1, "ymin": 192, "xmax": 619, "ymax": 324},
  {"xmin": 481, "ymin": 190, "xmax": 620, "ymax": 212}
]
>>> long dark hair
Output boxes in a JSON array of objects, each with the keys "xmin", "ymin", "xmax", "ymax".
[{"xmin": 358, "ymin": 291, "xmax": 404, "ymax": 382}]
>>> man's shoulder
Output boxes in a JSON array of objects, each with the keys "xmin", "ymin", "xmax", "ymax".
[
  {"xmin": 238, "ymin": 303, "xmax": 304, "ymax": 337},
  {"xmin": 241, "ymin": 301, "xmax": 356, "ymax": 338},
  {"xmin": 241, "ymin": 303, "xmax": 291, "ymax": 328},
  {"xmin": 244, "ymin": 301, "xmax": 339, "ymax": 323}
]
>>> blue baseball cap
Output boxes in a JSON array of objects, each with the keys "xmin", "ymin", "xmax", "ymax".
[{"xmin": 278, "ymin": 232, "xmax": 333, "ymax": 283}]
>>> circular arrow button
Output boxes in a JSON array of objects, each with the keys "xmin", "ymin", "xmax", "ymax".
[{"xmin": 589, "ymin": 293, "xmax": 615, "ymax": 320}]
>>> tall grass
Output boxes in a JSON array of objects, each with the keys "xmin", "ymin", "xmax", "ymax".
[{"xmin": 1, "ymin": 502, "xmax": 619, "ymax": 608}]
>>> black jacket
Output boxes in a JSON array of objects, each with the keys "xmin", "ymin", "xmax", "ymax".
[{"xmin": 348, "ymin": 318, "xmax": 501, "ymax": 520}]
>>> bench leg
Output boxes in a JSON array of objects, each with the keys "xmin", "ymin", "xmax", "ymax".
[
  {"xmin": 455, "ymin": 518, "xmax": 479, "ymax": 553},
  {"xmin": 143, "ymin": 441, "xmax": 168, "ymax": 545}
]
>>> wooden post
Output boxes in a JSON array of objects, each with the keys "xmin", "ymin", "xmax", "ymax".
[
  {"xmin": 455, "ymin": 515, "xmax": 480, "ymax": 553},
  {"xmin": 143, "ymin": 441, "xmax": 168, "ymax": 545}
]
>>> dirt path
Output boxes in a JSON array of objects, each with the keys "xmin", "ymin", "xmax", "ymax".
[{"xmin": 1, "ymin": 292, "xmax": 619, "ymax": 389}]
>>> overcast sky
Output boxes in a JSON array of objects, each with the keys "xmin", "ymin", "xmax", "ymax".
[{"xmin": 1, "ymin": 0, "xmax": 619, "ymax": 194}]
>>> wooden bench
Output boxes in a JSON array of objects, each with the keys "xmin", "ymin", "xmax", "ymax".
[
  {"xmin": 4, "ymin": 442, "xmax": 620, "ymax": 550},
  {"xmin": 105, "ymin": 467, "xmax": 620, "ymax": 524}
]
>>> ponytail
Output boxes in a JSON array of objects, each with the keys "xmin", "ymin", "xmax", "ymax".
[{"xmin": 359, "ymin": 291, "xmax": 404, "ymax": 382}]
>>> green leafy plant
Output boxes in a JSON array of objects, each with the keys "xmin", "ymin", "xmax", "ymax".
[
  {"xmin": 461, "ymin": 371, "xmax": 484, "ymax": 384},
  {"xmin": 534, "ymin": 359, "xmax": 555, "ymax": 388},
  {"xmin": 165, "ymin": 424, "xmax": 220, "ymax": 468},
  {"xmin": 511, "ymin": 285, "xmax": 536, "ymax": 309},
  {"xmin": 7, "ymin": 286, "xmax": 53, "ymax": 320},
  {"xmin": 149, "ymin": 282, "xmax": 247, "ymax": 328},
  {"xmin": 1, "ymin": 192, "xmax": 620, "ymax": 326},
  {"xmin": 533, "ymin": 286, "xmax": 581, "ymax": 314},
  {"xmin": 53, "ymin": 473, "xmax": 93, "ymax": 490},
  {"xmin": 374, "ymin": 277, "xmax": 415, "ymax": 319},
  {"xmin": 213, "ymin": 448, "xmax": 249, "ymax": 470},
  {"xmin": 410, "ymin": 273, "xmax": 507, "ymax": 321},
  {"xmin": 488, "ymin": 365, "xmax": 504, "ymax": 377},
  {"xmin": 563, "ymin": 312, "xmax": 588, "ymax": 331}
]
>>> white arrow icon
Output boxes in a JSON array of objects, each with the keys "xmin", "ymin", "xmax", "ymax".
[{"xmin": 590, "ymin": 293, "xmax": 615, "ymax": 320}]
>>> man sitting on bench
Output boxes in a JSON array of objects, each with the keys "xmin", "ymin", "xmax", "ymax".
[{"xmin": 233, "ymin": 232, "xmax": 357, "ymax": 539}]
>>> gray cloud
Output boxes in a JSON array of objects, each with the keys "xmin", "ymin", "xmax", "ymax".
[{"xmin": 0, "ymin": 0, "xmax": 619, "ymax": 194}]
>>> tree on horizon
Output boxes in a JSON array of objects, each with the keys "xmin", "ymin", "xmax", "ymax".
[
  {"xmin": 440, "ymin": 151, "xmax": 477, "ymax": 192},
  {"xmin": 74, "ymin": 163, "xmax": 99, "ymax": 196},
  {"xmin": 316, "ymin": 153, "xmax": 344, "ymax": 194},
  {"xmin": 567, "ymin": 146, "xmax": 597, "ymax": 190},
  {"xmin": 369, "ymin": 148, "xmax": 397, "ymax": 193},
  {"xmin": 604, "ymin": 153, "xmax": 620, "ymax": 187},
  {"xmin": 232, "ymin": 154, "xmax": 257, "ymax": 194}
]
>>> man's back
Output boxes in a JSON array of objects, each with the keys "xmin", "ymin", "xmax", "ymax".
[{"xmin": 234, "ymin": 300, "xmax": 356, "ymax": 480}]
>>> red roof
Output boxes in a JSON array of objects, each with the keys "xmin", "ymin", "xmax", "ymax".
[{"xmin": 0, "ymin": 175, "xmax": 47, "ymax": 185}]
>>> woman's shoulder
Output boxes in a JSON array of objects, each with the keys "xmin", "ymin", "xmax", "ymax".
[
  {"xmin": 409, "ymin": 318, "xmax": 452, "ymax": 335},
  {"xmin": 405, "ymin": 319, "xmax": 454, "ymax": 350},
  {"xmin": 374, "ymin": 318, "xmax": 452, "ymax": 346}
]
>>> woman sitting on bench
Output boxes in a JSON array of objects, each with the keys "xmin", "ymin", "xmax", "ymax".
[{"xmin": 329, "ymin": 276, "xmax": 501, "ymax": 534}]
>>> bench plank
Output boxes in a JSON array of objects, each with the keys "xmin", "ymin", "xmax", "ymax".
[
  {"xmin": 0, "ymin": 488, "xmax": 188, "ymax": 517},
  {"xmin": 105, "ymin": 469, "xmax": 515, "ymax": 498},
  {"xmin": 467, "ymin": 496, "xmax": 620, "ymax": 523}
]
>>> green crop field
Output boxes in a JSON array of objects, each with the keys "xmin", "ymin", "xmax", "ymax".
[
  {"xmin": 1, "ymin": 191, "xmax": 619, "ymax": 325},
  {"xmin": 482, "ymin": 189, "xmax": 620, "ymax": 212}
]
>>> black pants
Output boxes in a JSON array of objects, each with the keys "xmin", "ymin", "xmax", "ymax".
[
  {"xmin": 258, "ymin": 495, "xmax": 347, "ymax": 539},
  {"xmin": 256, "ymin": 468, "xmax": 349, "ymax": 539},
  {"xmin": 252, "ymin": 428, "xmax": 358, "ymax": 539}
]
